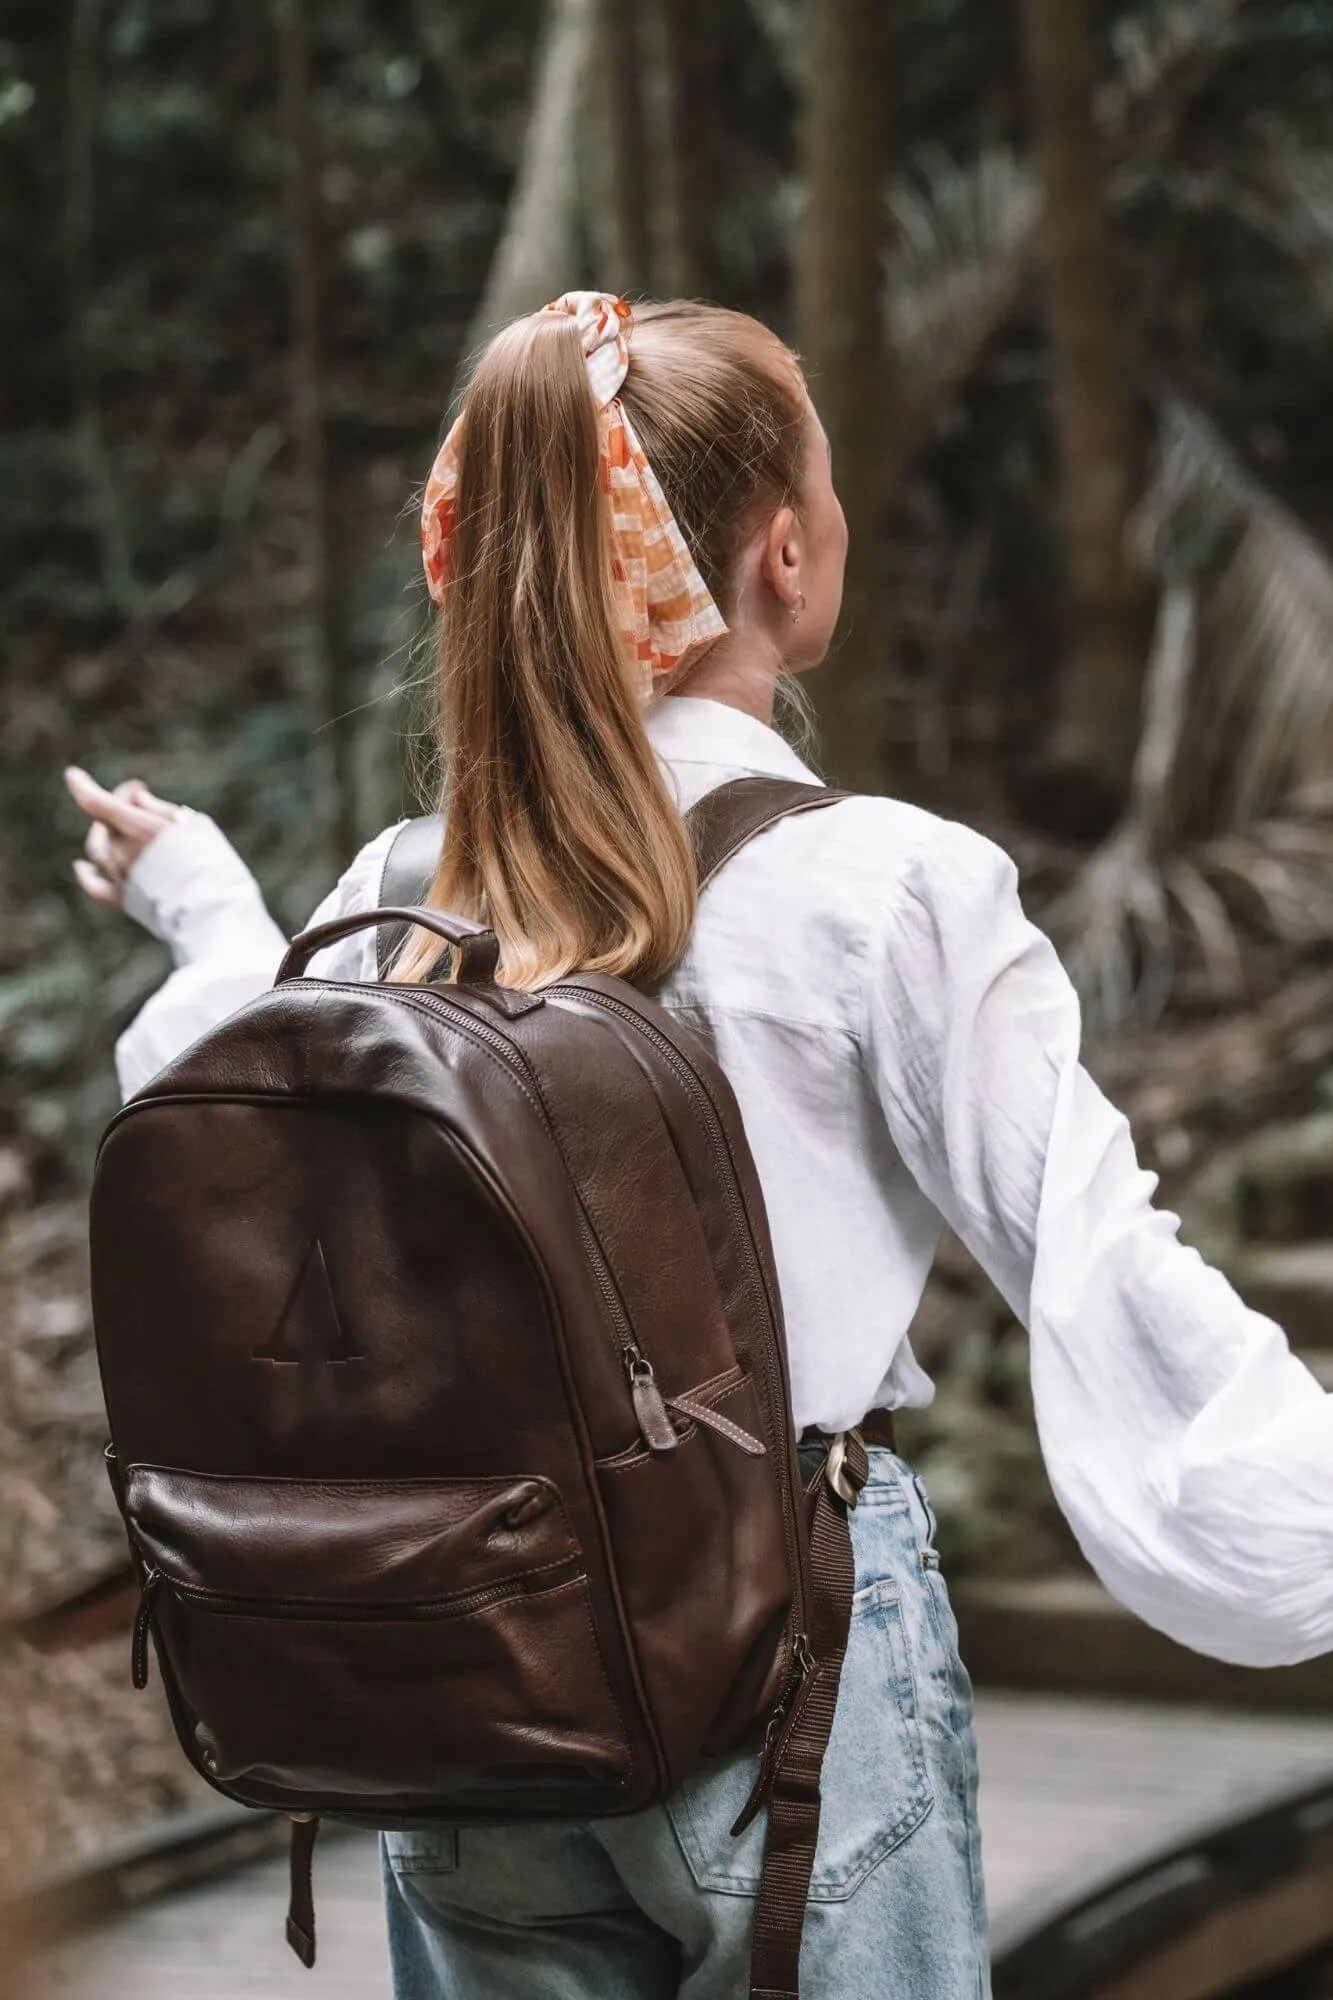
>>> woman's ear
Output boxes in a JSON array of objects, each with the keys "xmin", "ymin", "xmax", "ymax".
[{"xmin": 760, "ymin": 505, "xmax": 802, "ymax": 614}]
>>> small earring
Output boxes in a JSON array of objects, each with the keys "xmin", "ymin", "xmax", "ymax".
[{"xmin": 791, "ymin": 591, "xmax": 805, "ymax": 625}]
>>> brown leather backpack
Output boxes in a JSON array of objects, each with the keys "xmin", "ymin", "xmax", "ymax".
[{"xmin": 90, "ymin": 777, "xmax": 870, "ymax": 2000}]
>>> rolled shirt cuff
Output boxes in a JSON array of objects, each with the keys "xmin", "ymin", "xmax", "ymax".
[{"xmin": 121, "ymin": 807, "xmax": 288, "ymax": 967}]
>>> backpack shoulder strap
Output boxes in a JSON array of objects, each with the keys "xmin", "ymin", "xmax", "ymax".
[
  {"xmin": 376, "ymin": 813, "xmax": 444, "ymax": 978},
  {"xmin": 371, "ymin": 776, "xmax": 849, "ymax": 978},
  {"xmin": 684, "ymin": 778, "xmax": 866, "ymax": 2000},
  {"xmin": 685, "ymin": 776, "xmax": 848, "ymax": 889}
]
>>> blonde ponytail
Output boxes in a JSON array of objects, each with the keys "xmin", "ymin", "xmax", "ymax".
[{"xmin": 395, "ymin": 301, "xmax": 806, "ymax": 989}]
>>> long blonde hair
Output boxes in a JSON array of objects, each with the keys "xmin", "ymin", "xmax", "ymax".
[{"xmin": 395, "ymin": 301, "xmax": 808, "ymax": 989}]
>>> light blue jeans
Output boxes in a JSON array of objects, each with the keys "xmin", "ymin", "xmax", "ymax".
[{"xmin": 380, "ymin": 1449, "xmax": 990, "ymax": 1998}]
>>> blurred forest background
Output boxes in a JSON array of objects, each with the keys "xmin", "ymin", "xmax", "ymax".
[{"xmin": 6, "ymin": 0, "xmax": 1333, "ymax": 1872}]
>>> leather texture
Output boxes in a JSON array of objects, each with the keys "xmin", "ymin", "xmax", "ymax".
[
  {"xmin": 284, "ymin": 903, "xmax": 500, "ymax": 987},
  {"xmin": 683, "ymin": 775, "xmax": 851, "ymax": 890},
  {"xmin": 90, "ymin": 776, "xmax": 857, "ymax": 1994}
]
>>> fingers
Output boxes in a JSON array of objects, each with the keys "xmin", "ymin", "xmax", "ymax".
[
  {"xmin": 83, "ymin": 820, "xmax": 119, "ymax": 877},
  {"xmin": 65, "ymin": 767, "xmax": 180, "ymax": 907},
  {"xmin": 76, "ymin": 794, "xmax": 135, "ymax": 885},
  {"xmin": 73, "ymin": 857, "xmax": 124, "ymax": 909},
  {"xmin": 116, "ymin": 777, "xmax": 179, "ymax": 824},
  {"xmin": 64, "ymin": 766, "xmax": 170, "ymax": 839}
]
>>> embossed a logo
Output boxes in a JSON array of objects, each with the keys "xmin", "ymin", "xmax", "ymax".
[{"xmin": 252, "ymin": 1237, "xmax": 361, "ymax": 1364}]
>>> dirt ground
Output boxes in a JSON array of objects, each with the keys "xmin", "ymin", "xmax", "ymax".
[{"xmin": 0, "ymin": 1187, "xmax": 205, "ymax": 1883}]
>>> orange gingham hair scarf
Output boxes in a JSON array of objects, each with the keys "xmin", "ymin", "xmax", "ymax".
[{"xmin": 420, "ymin": 291, "xmax": 728, "ymax": 692}]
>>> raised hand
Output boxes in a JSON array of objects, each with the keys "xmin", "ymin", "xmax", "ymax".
[{"xmin": 65, "ymin": 767, "xmax": 181, "ymax": 910}]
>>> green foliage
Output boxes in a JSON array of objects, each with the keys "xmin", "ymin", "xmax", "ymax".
[
  {"xmin": 4, "ymin": 0, "xmax": 1333, "ymax": 1602},
  {"xmin": 2, "ymin": 0, "xmax": 1328, "ymax": 1116}
]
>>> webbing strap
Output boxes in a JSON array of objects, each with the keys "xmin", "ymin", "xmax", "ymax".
[{"xmin": 747, "ymin": 1432, "xmax": 868, "ymax": 2000}]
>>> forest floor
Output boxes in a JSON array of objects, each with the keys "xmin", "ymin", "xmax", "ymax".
[{"xmin": 0, "ymin": 1191, "xmax": 208, "ymax": 1884}]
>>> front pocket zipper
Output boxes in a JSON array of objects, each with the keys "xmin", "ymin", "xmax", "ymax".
[{"xmin": 132, "ymin": 1560, "xmax": 584, "ymax": 1688}]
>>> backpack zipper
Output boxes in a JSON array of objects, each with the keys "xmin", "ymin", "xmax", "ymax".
[
  {"xmin": 170, "ymin": 1572, "xmax": 570, "ymax": 1620},
  {"xmin": 320, "ymin": 982, "xmax": 675, "ymax": 1455},
  {"xmin": 729, "ymin": 1632, "xmax": 817, "ymax": 1837},
  {"xmin": 132, "ymin": 1568, "xmax": 162, "ymax": 1687},
  {"xmin": 558, "ymin": 986, "xmax": 809, "ymax": 1644},
  {"xmin": 131, "ymin": 1560, "xmax": 582, "ymax": 1687}
]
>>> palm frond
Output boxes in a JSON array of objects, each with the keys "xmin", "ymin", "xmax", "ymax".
[
  {"xmin": 890, "ymin": 148, "xmax": 1040, "ymax": 465},
  {"xmin": 1047, "ymin": 819, "xmax": 1176, "ymax": 1037},
  {"xmin": 1098, "ymin": 0, "xmax": 1247, "ymax": 162},
  {"xmin": 1160, "ymin": 852, "xmax": 1244, "ymax": 992},
  {"xmin": 1138, "ymin": 400, "xmax": 1333, "ymax": 829},
  {"xmin": 1251, "ymin": 136, "xmax": 1333, "ymax": 323},
  {"xmin": 1052, "ymin": 799, "xmax": 1333, "ymax": 1039},
  {"xmin": 1048, "ymin": 402, "xmax": 1333, "ymax": 1038},
  {"xmin": 1196, "ymin": 821, "xmax": 1333, "ymax": 942},
  {"xmin": 1045, "ymin": 582, "xmax": 1197, "ymax": 1031}
]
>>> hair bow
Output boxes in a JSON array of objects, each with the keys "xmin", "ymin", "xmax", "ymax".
[{"xmin": 421, "ymin": 291, "xmax": 727, "ymax": 690}]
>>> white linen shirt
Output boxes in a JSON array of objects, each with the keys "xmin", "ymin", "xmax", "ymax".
[{"xmin": 113, "ymin": 695, "xmax": 1333, "ymax": 1669}]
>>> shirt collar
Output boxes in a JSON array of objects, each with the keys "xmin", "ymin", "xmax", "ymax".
[{"xmin": 644, "ymin": 696, "xmax": 820, "ymax": 784}]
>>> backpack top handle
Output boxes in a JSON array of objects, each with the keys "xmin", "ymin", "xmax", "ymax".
[{"xmin": 278, "ymin": 904, "xmax": 498, "ymax": 987}]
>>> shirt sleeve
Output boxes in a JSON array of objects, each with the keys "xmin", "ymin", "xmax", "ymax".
[
  {"xmin": 113, "ymin": 814, "xmax": 401, "ymax": 1100},
  {"xmin": 866, "ymin": 817, "xmax": 1333, "ymax": 1669}
]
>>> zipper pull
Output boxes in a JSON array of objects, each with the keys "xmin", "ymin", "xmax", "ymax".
[
  {"xmin": 628, "ymin": 1356, "xmax": 678, "ymax": 1454},
  {"xmin": 731, "ymin": 1635, "xmax": 816, "ymax": 1837},
  {"xmin": 131, "ymin": 1569, "xmax": 162, "ymax": 1690}
]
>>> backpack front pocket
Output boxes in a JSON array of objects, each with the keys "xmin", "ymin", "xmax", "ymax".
[{"xmin": 124, "ymin": 1466, "xmax": 633, "ymax": 1811}]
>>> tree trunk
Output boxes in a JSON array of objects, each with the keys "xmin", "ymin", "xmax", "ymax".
[
  {"xmin": 795, "ymin": 0, "xmax": 893, "ymax": 793},
  {"xmin": 275, "ymin": 0, "xmax": 353, "ymax": 866},
  {"xmin": 1018, "ymin": 0, "xmax": 1149, "ymax": 835},
  {"xmin": 467, "ymin": 0, "xmax": 593, "ymax": 355},
  {"xmin": 653, "ymin": 0, "xmax": 710, "ymax": 296},
  {"xmin": 409, "ymin": 0, "xmax": 505, "ymax": 166},
  {"xmin": 587, "ymin": 0, "xmax": 650, "ymax": 293}
]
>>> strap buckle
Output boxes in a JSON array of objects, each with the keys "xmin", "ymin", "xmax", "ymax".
[{"xmin": 825, "ymin": 1428, "xmax": 864, "ymax": 1508}]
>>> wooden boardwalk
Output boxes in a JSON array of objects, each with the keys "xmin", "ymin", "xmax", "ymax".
[{"xmin": 31, "ymin": 1694, "xmax": 1333, "ymax": 1998}]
